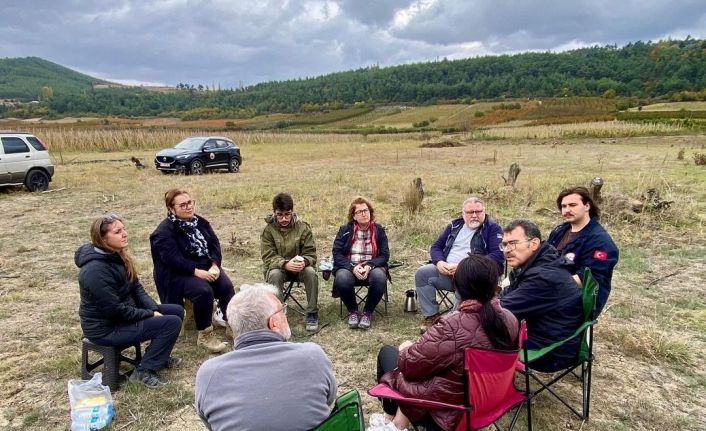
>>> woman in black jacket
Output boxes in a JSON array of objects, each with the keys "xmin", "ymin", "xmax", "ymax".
[
  {"xmin": 332, "ymin": 196, "xmax": 390, "ymax": 330},
  {"xmin": 76, "ymin": 214, "xmax": 183, "ymax": 389},
  {"xmin": 150, "ymin": 188, "xmax": 234, "ymax": 353}
]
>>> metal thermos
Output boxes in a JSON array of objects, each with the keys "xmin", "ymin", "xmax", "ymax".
[{"xmin": 404, "ymin": 289, "xmax": 418, "ymax": 312}]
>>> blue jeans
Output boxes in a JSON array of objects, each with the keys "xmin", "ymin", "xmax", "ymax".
[
  {"xmin": 415, "ymin": 264, "xmax": 460, "ymax": 317},
  {"xmin": 334, "ymin": 267, "xmax": 386, "ymax": 314},
  {"xmin": 92, "ymin": 304, "xmax": 183, "ymax": 372}
]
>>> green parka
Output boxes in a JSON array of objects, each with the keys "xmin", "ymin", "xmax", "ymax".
[{"xmin": 261, "ymin": 213, "xmax": 317, "ymax": 276}]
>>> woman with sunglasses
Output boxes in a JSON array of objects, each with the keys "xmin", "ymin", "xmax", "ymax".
[
  {"xmin": 332, "ymin": 196, "xmax": 390, "ymax": 330},
  {"xmin": 150, "ymin": 188, "xmax": 234, "ymax": 353},
  {"xmin": 76, "ymin": 214, "xmax": 184, "ymax": 389}
]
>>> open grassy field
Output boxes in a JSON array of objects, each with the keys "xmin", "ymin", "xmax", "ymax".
[
  {"xmin": 630, "ymin": 101, "xmax": 706, "ymax": 112},
  {"xmin": 0, "ymin": 131, "xmax": 705, "ymax": 430}
]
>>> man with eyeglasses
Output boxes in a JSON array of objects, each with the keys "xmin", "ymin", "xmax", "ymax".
[
  {"xmin": 415, "ymin": 197, "xmax": 504, "ymax": 333},
  {"xmin": 498, "ymin": 219, "xmax": 582, "ymax": 372},
  {"xmin": 261, "ymin": 192, "xmax": 320, "ymax": 331},
  {"xmin": 546, "ymin": 186, "xmax": 618, "ymax": 315},
  {"xmin": 195, "ymin": 283, "xmax": 336, "ymax": 431}
]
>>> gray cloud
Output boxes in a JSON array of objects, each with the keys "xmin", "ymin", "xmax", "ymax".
[{"xmin": 0, "ymin": 0, "xmax": 704, "ymax": 87}]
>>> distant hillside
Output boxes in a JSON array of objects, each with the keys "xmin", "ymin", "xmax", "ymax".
[
  {"xmin": 0, "ymin": 57, "xmax": 106, "ymax": 101},
  {"xmin": 2, "ymin": 39, "xmax": 706, "ymax": 118}
]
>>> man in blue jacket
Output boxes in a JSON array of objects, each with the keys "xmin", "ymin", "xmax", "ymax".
[
  {"xmin": 500, "ymin": 219, "xmax": 583, "ymax": 372},
  {"xmin": 415, "ymin": 197, "xmax": 504, "ymax": 332},
  {"xmin": 547, "ymin": 186, "xmax": 619, "ymax": 315}
]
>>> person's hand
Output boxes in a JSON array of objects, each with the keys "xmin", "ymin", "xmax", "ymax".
[
  {"xmin": 353, "ymin": 263, "xmax": 368, "ymax": 280},
  {"xmin": 153, "ymin": 311, "xmax": 163, "ymax": 317},
  {"xmin": 285, "ymin": 258, "xmax": 305, "ymax": 273},
  {"xmin": 195, "ymin": 268, "xmax": 216, "ymax": 282},
  {"xmin": 208, "ymin": 264, "xmax": 220, "ymax": 280},
  {"xmin": 436, "ymin": 261, "xmax": 452, "ymax": 276},
  {"xmin": 398, "ymin": 340, "xmax": 413, "ymax": 350},
  {"xmin": 447, "ymin": 263, "xmax": 458, "ymax": 276}
]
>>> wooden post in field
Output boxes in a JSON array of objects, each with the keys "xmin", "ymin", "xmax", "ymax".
[
  {"xmin": 590, "ymin": 176, "xmax": 604, "ymax": 203},
  {"xmin": 502, "ymin": 163, "xmax": 521, "ymax": 187}
]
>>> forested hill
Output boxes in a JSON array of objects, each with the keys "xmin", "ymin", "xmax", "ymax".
[
  {"xmin": 0, "ymin": 57, "xmax": 107, "ymax": 100},
  {"xmin": 2, "ymin": 39, "xmax": 706, "ymax": 118}
]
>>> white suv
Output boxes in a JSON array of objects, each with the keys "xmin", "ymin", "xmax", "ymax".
[{"xmin": 0, "ymin": 132, "xmax": 55, "ymax": 191}]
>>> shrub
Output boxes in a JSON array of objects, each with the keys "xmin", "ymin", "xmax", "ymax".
[{"xmin": 694, "ymin": 153, "xmax": 706, "ymax": 166}]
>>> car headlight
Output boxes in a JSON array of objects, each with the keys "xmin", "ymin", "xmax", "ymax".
[{"xmin": 176, "ymin": 155, "xmax": 190, "ymax": 159}]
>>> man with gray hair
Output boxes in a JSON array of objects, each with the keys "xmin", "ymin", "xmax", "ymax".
[
  {"xmin": 195, "ymin": 283, "xmax": 336, "ymax": 431},
  {"xmin": 415, "ymin": 197, "xmax": 504, "ymax": 333}
]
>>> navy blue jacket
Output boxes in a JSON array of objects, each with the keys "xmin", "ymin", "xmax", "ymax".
[
  {"xmin": 75, "ymin": 244, "xmax": 158, "ymax": 340},
  {"xmin": 150, "ymin": 215, "xmax": 224, "ymax": 305},
  {"xmin": 500, "ymin": 242, "xmax": 582, "ymax": 372},
  {"xmin": 332, "ymin": 222, "xmax": 390, "ymax": 278},
  {"xmin": 547, "ymin": 218, "xmax": 618, "ymax": 315},
  {"xmin": 429, "ymin": 216, "xmax": 504, "ymax": 272}
]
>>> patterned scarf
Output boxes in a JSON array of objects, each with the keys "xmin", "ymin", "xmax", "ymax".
[{"xmin": 167, "ymin": 212, "xmax": 210, "ymax": 258}]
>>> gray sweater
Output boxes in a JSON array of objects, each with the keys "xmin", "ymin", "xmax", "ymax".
[{"xmin": 195, "ymin": 329, "xmax": 337, "ymax": 431}]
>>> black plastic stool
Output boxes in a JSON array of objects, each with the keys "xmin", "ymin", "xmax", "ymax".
[{"xmin": 81, "ymin": 338, "xmax": 142, "ymax": 391}]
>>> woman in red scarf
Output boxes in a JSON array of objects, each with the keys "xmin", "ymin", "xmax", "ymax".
[{"xmin": 332, "ymin": 197, "xmax": 390, "ymax": 330}]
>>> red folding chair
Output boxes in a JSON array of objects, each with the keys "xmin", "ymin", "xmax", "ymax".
[{"xmin": 369, "ymin": 321, "xmax": 530, "ymax": 431}]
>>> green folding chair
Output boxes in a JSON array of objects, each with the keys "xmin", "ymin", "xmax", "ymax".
[
  {"xmin": 312, "ymin": 389, "xmax": 365, "ymax": 431},
  {"xmin": 518, "ymin": 268, "xmax": 599, "ymax": 424}
]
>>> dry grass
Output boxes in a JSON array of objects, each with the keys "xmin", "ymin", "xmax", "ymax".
[
  {"xmin": 0, "ymin": 132, "xmax": 704, "ymax": 430},
  {"xmin": 474, "ymin": 121, "xmax": 684, "ymax": 139},
  {"xmin": 630, "ymin": 101, "xmax": 706, "ymax": 111}
]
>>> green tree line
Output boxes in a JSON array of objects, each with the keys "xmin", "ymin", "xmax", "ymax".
[{"xmin": 1, "ymin": 38, "xmax": 705, "ymax": 118}]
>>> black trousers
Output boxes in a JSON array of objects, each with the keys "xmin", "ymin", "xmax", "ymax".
[
  {"xmin": 178, "ymin": 271, "xmax": 235, "ymax": 330},
  {"xmin": 92, "ymin": 303, "xmax": 183, "ymax": 372},
  {"xmin": 376, "ymin": 345, "xmax": 442, "ymax": 431},
  {"xmin": 335, "ymin": 267, "xmax": 387, "ymax": 314}
]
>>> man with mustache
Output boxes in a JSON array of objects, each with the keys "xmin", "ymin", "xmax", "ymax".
[
  {"xmin": 415, "ymin": 197, "xmax": 504, "ymax": 333},
  {"xmin": 547, "ymin": 186, "xmax": 619, "ymax": 315}
]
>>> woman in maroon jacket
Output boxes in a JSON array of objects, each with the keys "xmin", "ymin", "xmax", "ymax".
[{"xmin": 377, "ymin": 255, "xmax": 519, "ymax": 431}]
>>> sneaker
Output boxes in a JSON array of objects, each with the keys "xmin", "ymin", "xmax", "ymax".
[
  {"xmin": 358, "ymin": 312, "xmax": 372, "ymax": 330},
  {"xmin": 347, "ymin": 311, "xmax": 360, "ymax": 329},
  {"xmin": 212, "ymin": 304, "xmax": 227, "ymax": 328},
  {"xmin": 130, "ymin": 369, "xmax": 167, "ymax": 389},
  {"xmin": 165, "ymin": 356, "xmax": 182, "ymax": 369},
  {"xmin": 306, "ymin": 312, "xmax": 319, "ymax": 332}
]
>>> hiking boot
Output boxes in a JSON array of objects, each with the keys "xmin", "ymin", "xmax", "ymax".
[
  {"xmin": 165, "ymin": 356, "xmax": 182, "ymax": 369},
  {"xmin": 197, "ymin": 325, "xmax": 229, "ymax": 353},
  {"xmin": 358, "ymin": 312, "xmax": 372, "ymax": 330},
  {"xmin": 224, "ymin": 324, "xmax": 234, "ymax": 340},
  {"xmin": 347, "ymin": 311, "xmax": 360, "ymax": 329},
  {"xmin": 130, "ymin": 369, "xmax": 167, "ymax": 389},
  {"xmin": 306, "ymin": 312, "xmax": 319, "ymax": 332},
  {"xmin": 419, "ymin": 314, "xmax": 441, "ymax": 334}
]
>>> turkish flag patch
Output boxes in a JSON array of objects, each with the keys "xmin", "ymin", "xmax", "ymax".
[{"xmin": 593, "ymin": 250, "xmax": 608, "ymax": 261}]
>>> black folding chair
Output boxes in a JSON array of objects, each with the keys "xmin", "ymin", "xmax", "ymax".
[
  {"xmin": 282, "ymin": 280, "xmax": 307, "ymax": 316},
  {"xmin": 430, "ymin": 277, "xmax": 455, "ymax": 314},
  {"xmin": 338, "ymin": 279, "xmax": 389, "ymax": 318}
]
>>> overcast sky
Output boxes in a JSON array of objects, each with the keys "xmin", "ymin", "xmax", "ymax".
[{"xmin": 1, "ymin": 0, "xmax": 705, "ymax": 88}]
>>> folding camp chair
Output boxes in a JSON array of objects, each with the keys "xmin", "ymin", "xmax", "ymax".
[
  {"xmin": 429, "ymin": 277, "xmax": 455, "ymax": 314},
  {"xmin": 282, "ymin": 280, "xmax": 307, "ymax": 316},
  {"xmin": 369, "ymin": 321, "xmax": 531, "ymax": 431},
  {"xmin": 338, "ymin": 279, "xmax": 389, "ymax": 317},
  {"xmin": 312, "ymin": 389, "xmax": 365, "ymax": 431},
  {"xmin": 517, "ymin": 268, "xmax": 598, "ymax": 423}
]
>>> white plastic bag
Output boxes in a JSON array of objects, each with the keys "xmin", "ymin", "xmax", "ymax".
[{"xmin": 68, "ymin": 373, "xmax": 114, "ymax": 431}]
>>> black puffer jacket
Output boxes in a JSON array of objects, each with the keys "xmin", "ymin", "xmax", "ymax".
[{"xmin": 75, "ymin": 244, "xmax": 158, "ymax": 340}]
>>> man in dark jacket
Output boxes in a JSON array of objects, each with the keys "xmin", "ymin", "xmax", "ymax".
[
  {"xmin": 499, "ymin": 219, "xmax": 583, "ymax": 372},
  {"xmin": 415, "ymin": 197, "xmax": 504, "ymax": 332},
  {"xmin": 547, "ymin": 186, "xmax": 619, "ymax": 315}
]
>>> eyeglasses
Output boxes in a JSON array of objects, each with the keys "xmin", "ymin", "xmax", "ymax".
[
  {"xmin": 268, "ymin": 303, "xmax": 288, "ymax": 319},
  {"xmin": 174, "ymin": 200, "xmax": 195, "ymax": 210},
  {"xmin": 499, "ymin": 239, "xmax": 533, "ymax": 252},
  {"xmin": 463, "ymin": 210, "xmax": 484, "ymax": 216},
  {"xmin": 354, "ymin": 208, "xmax": 370, "ymax": 216},
  {"xmin": 274, "ymin": 211, "xmax": 293, "ymax": 219}
]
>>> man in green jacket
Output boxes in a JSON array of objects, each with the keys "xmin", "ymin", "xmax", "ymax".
[{"xmin": 261, "ymin": 192, "xmax": 319, "ymax": 331}]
